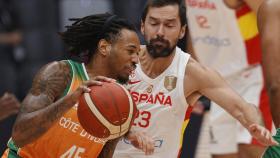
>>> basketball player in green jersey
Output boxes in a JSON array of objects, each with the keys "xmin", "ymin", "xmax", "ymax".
[
  {"xmin": 258, "ymin": 0, "xmax": 280, "ymax": 157},
  {"xmin": 3, "ymin": 13, "xmax": 154, "ymax": 158}
]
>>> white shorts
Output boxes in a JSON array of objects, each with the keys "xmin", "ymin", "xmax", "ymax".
[{"xmin": 209, "ymin": 65, "xmax": 274, "ymax": 154}]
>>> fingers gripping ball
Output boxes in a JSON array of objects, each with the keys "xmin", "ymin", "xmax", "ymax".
[{"xmin": 78, "ymin": 82, "xmax": 137, "ymax": 140}]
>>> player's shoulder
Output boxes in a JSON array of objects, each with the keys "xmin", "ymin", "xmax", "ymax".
[
  {"xmin": 259, "ymin": 0, "xmax": 280, "ymax": 14},
  {"xmin": 265, "ymin": 0, "xmax": 280, "ymax": 9},
  {"xmin": 29, "ymin": 60, "xmax": 72, "ymax": 97},
  {"xmin": 186, "ymin": 57, "xmax": 210, "ymax": 73},
  {"xmin": 185, "ymin": 57, "xmax": 218, "ymax": 81},
  {"xmin": 45, "ymin": 60, "xmax": 69, "ymax": 69},
  {"xmin": 34, "ymin": 60, "xmax": 71, "ymax": 81}
]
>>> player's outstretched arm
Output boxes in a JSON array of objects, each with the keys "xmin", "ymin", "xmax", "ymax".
[
  {"xmin": 185, "ymin": 58, "xmax": 277, "ymax": 146},
  {"xmin": 12, "ymin": 61, "xmax": 113, "ymax": 147},
  {"xmin": 124, "ymin": 130, "xmax": 154, "ymax": 155},
  {"xmin": 258, "ymin": 0, "xmax": 280, "ymax": 128}
]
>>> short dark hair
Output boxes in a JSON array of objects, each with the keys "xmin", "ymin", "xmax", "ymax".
[
  {"xmin": 141, "ymin": 0, "xmax": 186, "ymax": 26},
  {"xmin": 60, "ymin": 13, "xmax": 136, "ymax": 63}
]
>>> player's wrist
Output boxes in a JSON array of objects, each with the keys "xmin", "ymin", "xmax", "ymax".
[{"xmin": 124, "ymin": 129, "xmax": 134, "ymax": 140}]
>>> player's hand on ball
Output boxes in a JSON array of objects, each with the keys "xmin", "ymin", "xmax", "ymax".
[
  {"xmin": 125, "ymin": 130, "xmax": 155, "ymax": 155},
  {"xmin": 79, "ymin": 76, "xmax": 116, "ymax": 92},
  {"xmin": 249, "ymin": 124, "xmax": 279, "ymax": 146},
  {"xmin": 68, "ymin": 76, "xmax": 115, "ymax": 103}
]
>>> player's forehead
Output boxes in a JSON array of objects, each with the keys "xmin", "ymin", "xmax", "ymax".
[
  {"xmin": 114, "ymin": 29, "xmax": 140, "ymax": 49},
  {"xmin": 146, "ymin": 5, "xmax": 180, "ymax": 22}
]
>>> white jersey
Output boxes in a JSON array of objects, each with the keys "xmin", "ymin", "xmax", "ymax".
[
  {"xmin": 186, "ymin": 0, "xmax": 248, "ymax": 77},
  {"xmin": 114, "ymin": 47, "xmax": 191, "ymax": 158}
]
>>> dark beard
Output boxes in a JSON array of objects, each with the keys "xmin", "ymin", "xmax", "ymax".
[
  {"xmin": 117, "ymin": 76, "xmax": 129, "ymax": 84},
  {"xmin": 146, "ymin": 36, "xmax": 176, "ymax": 58},
  {"xmin": 116, "ymin": 64, "xmax": 136, "ymax": 85}
]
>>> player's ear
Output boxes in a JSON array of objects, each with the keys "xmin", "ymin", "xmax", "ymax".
[
  {"xmin": 98, "ymin": 39, "xmax": 111, "ymax": 56},
  {"xmin": 179, "ymin": 24, "xmax": 186, "ymax": 39},
  {"xmin": 141, "ymin": 20, "xmax": 145, "ymax": 35}
]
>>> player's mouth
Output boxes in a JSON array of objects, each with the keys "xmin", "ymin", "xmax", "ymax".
[
  {"xmin": 153, "ymin": 41, "xmax": 166, "ymax": 47},
  {"xmin": 128, "ymin": 67, "xmax": 135, "ymax": 74}
]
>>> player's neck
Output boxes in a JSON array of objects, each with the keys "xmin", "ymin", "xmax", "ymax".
[
  {"xmin": 85, "ymin": 58, "xmax": 111, "ymax": 79},
  {"xmin": 139, "ymin": 48, "xmax": 175, "ymax": 79}
]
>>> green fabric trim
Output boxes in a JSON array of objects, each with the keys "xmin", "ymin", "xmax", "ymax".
[
  {"xmin": 7, "ymin": 149, "xmax": 20, "ymax": 158},
  {"xmin": 7, "ymin": 140, "xmax": 20, "ymax": 158},
  {"xmin": 61, "ymin": 60, "xmax": 74, "ymax": 97},
  {"xmin": 61, "ymin": 60, "xmax": 88, "ymax": 97},
  {"xmin": 72, "ymin": 61, "xmax": 87, "ymax": 81},
  {"xmin": 262, "ymin": 128, "xmax": 280, "ymax": 158}
]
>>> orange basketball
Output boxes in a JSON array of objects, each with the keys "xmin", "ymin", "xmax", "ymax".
[{"xmin": 77, "ymin": 82, "xmax": 137, "ymax": 140}]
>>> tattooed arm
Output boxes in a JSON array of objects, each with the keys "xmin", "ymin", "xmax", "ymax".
[
  {"xmin": 12, "ymin": 61, "xmax": 73, "ymax": 147},
  {"xmin": 12, "ymin": 61, "xmax": 107, "ymax": 147}
]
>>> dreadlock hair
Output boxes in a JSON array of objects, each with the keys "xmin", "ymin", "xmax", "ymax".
[
  {"xmin": 59, "ymin": 13, "xmax": 136, "ymax": 63},
  {"xmin": 141, "ymin": 0, "xmax": 187, "ymax": 26}
]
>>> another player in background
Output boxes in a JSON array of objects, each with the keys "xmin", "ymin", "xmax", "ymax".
[
  {"xmin": 0, "ymin": 0, "xmax": 22, "ymax": 154},
  {"xmin": 0, "ymin": 93, "xmax": 20, "ymax": 121},
  {"xmin": 258, "ymin": 0, "xmax": 280, "ymax": 157},
  {"xmin": 2, "ymin": 13, "xmax": 154, "ymax": 158},
  {"xmin": 186, "ymin": 0, "xmax": 274, "ymax": 157},
  {"xmin": 114, "ymin": 0, "xmax": 277, "ymax": 158}
]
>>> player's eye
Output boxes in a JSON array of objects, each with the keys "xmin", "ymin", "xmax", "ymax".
[{"xmin": 127, "ymin": 50, "xmax": 135, "ymax": 55}]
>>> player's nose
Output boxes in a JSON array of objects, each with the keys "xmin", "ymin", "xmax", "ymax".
[
  {"xmin": 131, "ymin": 53, "xmax": 138, "ymax": 64},
  {"xmin": 156, "ymin": 24, "xmax": 165, "ymax": 37}
]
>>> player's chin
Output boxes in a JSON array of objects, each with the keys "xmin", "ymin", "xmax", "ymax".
[{"xmin": 117, "ymin": 74, "xmax": 129, "ymax": 84}]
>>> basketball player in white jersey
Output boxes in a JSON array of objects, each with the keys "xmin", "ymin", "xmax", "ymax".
[
  {"xmin": 186, "ymin": 0, "xmax": 275, "ymax": 158},
  {"xmin": 114, "ymin": 0, "xmax": 277, "ymax": 158}
]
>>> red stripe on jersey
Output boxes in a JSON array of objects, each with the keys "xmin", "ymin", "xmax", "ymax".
[
  {"xmin": 177, "ymin": 106, "xmax": 193, "ymax": 158},
  {"xmin": 245, "ymin": 35, "xmax": 262, "ymax": 65},
  {"xmin": 236, "ymin": 4, "xmax": 251, "ymax": 18},
  {"xmin": 177, "ymin": 148, "xmax": 182, "ymax": 158},
  {"xmin": 251, "ymin": 85, "xmax": 273, "ymax": 145},
  {"xmin": 236, "ymin": 4, "xmax": 262, "ymax": 65},
  {"xmin": 184, "ymin": 106, "xmax": 194, "ymax": 120}
]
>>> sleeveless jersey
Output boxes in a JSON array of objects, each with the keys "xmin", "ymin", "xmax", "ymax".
[
  {"xmin": 114, "ymin": 47, "xmax": 191, "ymax": 158},
  {"xmin": 186, "ymin": 0, "xmax": 261, "ymax": 77},
  {"xmin": 4, "ymin": 60, "xmax": 107, "ymax": 158}
]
